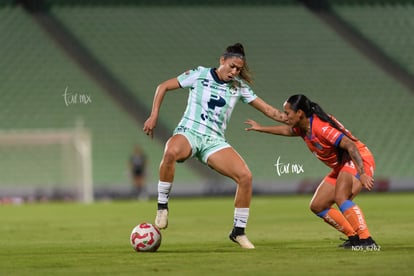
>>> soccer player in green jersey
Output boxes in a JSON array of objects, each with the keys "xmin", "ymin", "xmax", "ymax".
[{"xmin": 143, "ymin": 43, "xmax": 286, "ymax": 249}]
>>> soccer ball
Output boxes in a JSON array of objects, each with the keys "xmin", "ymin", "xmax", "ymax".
[{"xmin": 130, "ymin": 222, "xmax": 162, "ymax": 252}]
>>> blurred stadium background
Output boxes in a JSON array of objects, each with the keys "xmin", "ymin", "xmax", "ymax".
[{"xmin": 0, "ymin": 0, "xmax": 413, "ymax": 203}]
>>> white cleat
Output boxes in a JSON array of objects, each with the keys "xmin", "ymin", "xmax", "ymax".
[
  {"xmin": 229, "ymin": 234, "xmax": 255, "ymax": 249},
  {"xmin": 155, "ymin": 209, "xmax": 168, "ymax": 229}
]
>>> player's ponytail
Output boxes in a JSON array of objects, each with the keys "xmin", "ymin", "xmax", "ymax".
[
  {"xmin": 287, "ymin": 94, "xmax": 333, "ymax": 122},
  {"xmin": 223, "ymin": 43, "xmax": 253, "ymax": 84},
  {"xmin": 286, "ymin": 94, "xmax": 357, "ymax": 142},
  {"xmin": 309, "ymin": 101, "xmax": 333, "ymax": 125}
]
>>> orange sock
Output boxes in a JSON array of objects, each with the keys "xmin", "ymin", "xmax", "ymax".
[
  {"xmin": 340, "ymin": 200, "xmax": 371, "ymax": 239},
  {"xmin": 317, "ymin": 208, "xmax": 356, "ymax": 236}
]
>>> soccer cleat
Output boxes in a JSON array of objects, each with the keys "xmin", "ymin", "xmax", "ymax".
[
  {"xmin": 340, "ymin": 235, "xmax": 380, "ymax": 250},
  {"xmin": 155, "ymin": 209, "xmax": 168, "ymax": 229},
  {"xmin": 359, "ymin": 237, "xmax": 380, "ymax": 249},
  {"xmin": 339, "ymin": 235, "xmax": 360, "ymax": 249},
  {"xmin": 229, "ymin": 233, "xmax": 255, "ymax": 249}
]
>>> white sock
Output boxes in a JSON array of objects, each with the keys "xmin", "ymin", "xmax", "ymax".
[
  {"xmin": 234, "ymin": 208, "xmax": 250, "ymax": 228},
  {"xmin": 157, "ymin": 181, "xmax": 172, "ymax": 204}
]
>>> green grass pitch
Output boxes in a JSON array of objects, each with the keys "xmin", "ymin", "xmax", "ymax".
[{"xmin": 1, "ymin": 193, "xmax": 413, "ymax": 275}]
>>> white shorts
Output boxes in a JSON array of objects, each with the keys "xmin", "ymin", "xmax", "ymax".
[{"xmin": 173, "ymin": 126, "xmax": 231, "ymax": 164}]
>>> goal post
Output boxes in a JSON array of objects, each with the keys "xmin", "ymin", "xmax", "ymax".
[{"xmin": 0, "ymin": 126, "xmax": 93, "ymax": 203}]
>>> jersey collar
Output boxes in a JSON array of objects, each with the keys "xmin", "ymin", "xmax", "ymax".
[
  {"xmin": 307, "ymin": 115, "xmax": 314, "ymax": 138},
  {"xmin": 210, "ymin": 68, "xmax": 227, "ymax": 84}
]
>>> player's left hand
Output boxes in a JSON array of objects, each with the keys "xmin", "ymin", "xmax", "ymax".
[{"xmin": 360, "ymin": 173, "xmax": 374, "ymax": 191}]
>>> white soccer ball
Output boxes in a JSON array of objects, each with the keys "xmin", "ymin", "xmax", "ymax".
[{"xmin": 130, "ymin": 222, "xmax": 162, "ymax": 252}]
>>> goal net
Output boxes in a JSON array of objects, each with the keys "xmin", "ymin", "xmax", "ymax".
[{"xmin": 0, "ymin": 126, "xmax": 93, "ymax": 203}]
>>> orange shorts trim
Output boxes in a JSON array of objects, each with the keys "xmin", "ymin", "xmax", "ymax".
[{"xmin": 324, "ymin": 155, "xmax": 375, "ymax": 186}]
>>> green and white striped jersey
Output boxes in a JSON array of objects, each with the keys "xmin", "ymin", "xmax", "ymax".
[{"xmin": 176, "ymin": 66, "xmax": 257, "ymax": 138}]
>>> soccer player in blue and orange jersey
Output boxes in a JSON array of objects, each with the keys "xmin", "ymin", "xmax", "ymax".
[
  {"xmin": 143, "ymin": 43, "xmax": 287, "ymax": 249},
  {"xmin": 245, "ymin": 94, "xmax": 378, "ymax": 249}
]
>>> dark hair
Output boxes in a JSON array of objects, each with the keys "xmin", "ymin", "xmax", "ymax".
[
  {"xmin": 286, "ymin": 94, "xmax": 357, "ymax": 163},
  {"xmin": 286, "ymin": 94, "xmax": 338, "ymax": 126},
  {"xmin": 223, "ymin": 43, "xmax": 253, "ymax": 84}
]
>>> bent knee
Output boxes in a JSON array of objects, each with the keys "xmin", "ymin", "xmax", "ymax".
[
  {"xmin": 309, "ymin": 202, "xmax": 322, "ymax": 214},
  {"xmin": 309, "ymin": 200, "xmax": 330, "ymax": 215},
  {"xmin": 241, "ymin": 169, "xmax": 252, "ymax": 183},
  {"xmin": 334, "ymin": 195, "xmax": 350, "ymax": 207},
  {"xmin": 162, "ymin": 149, "xmax": 181, "ymax": 165},
  {"xmin": 235, "ymin": 169, "xmax": 252, "ymax": 187}
]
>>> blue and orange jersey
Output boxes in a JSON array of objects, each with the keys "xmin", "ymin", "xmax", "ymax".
[{"xmin": 292, "ymin": 114, "xmax": 371, "ymax": 169}]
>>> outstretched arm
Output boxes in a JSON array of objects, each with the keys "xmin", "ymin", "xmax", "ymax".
[
  {"xmin": 244, "ymin": 119, "xmax": 295, "ymax": 136},
  {"xmin": 248, "ymin": 97, "xmax": 287, "ymax": 123},
  {"xmin": 143, "ymin": 78, "xmax": 181, "ymax": 138},
  {"xmin": 339, "ymin": 136, "xmax": 374, "ymax": 191}
]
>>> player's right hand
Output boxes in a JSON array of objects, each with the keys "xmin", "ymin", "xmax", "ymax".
[
  {"xmin": 244, "ymin": 119, "xmax": 261, "ymax": 131},
  {"xmin": 143, "ymin": 116, "xmax": 157, "ymax": 138}
]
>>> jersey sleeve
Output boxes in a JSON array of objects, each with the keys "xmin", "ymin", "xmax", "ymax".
[
  {"xmin": 315, "ymin": 124, "xmax": 344, "ymax": 147},
  {"xmin": 239, "ymin": 82, "xmax": 257, "ymax": 104},
  {"xmin": 177, "ymin": 66, "xmax": 204, "ymax": 88}
]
